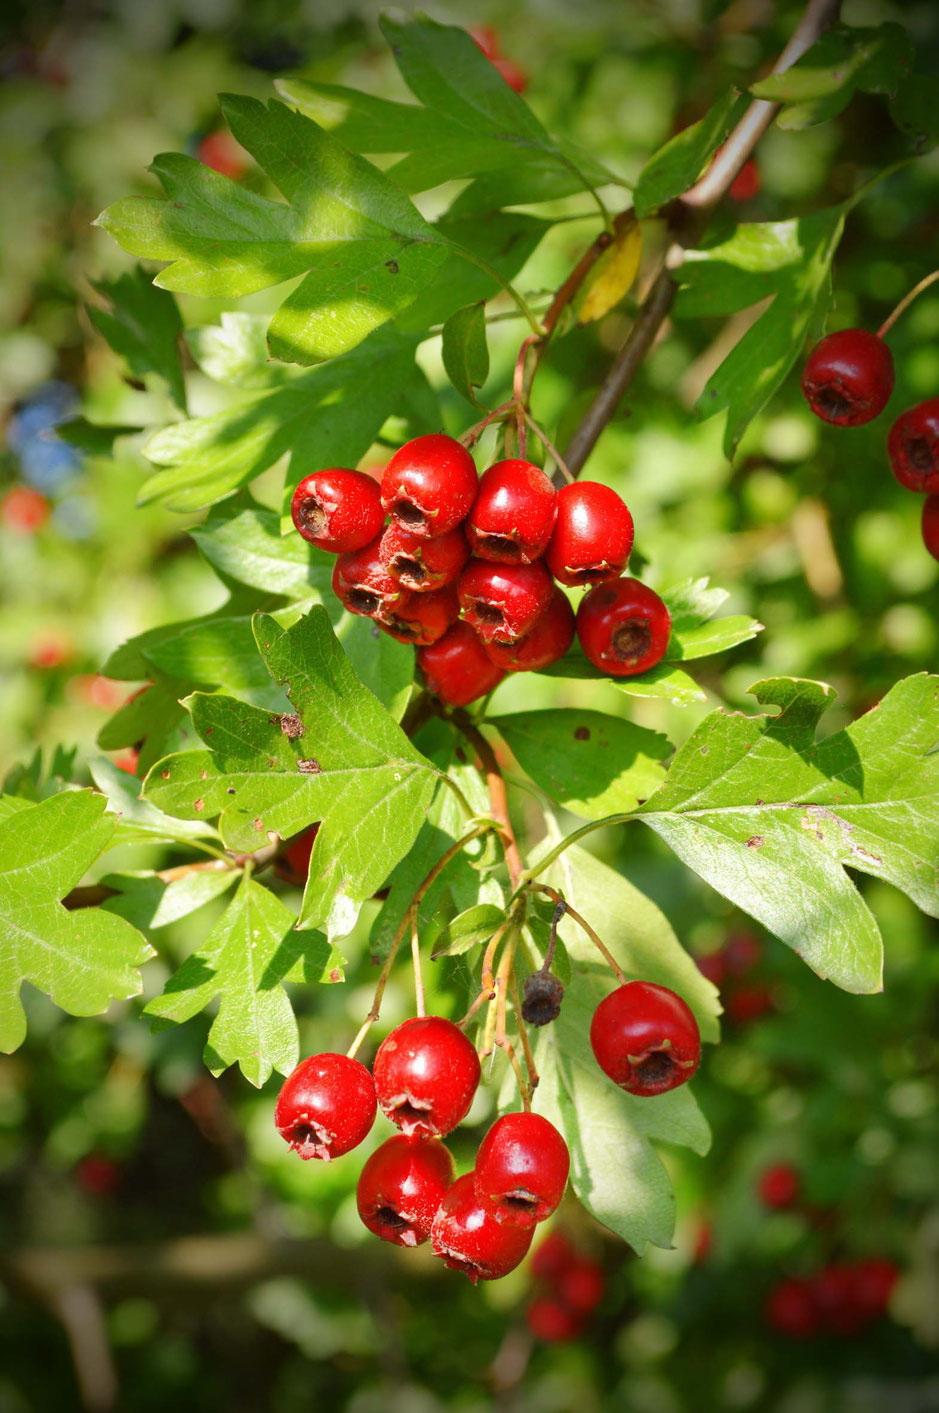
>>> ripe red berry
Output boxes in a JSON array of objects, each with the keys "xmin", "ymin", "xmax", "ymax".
[
  {"xmin": 197, "ymin": 129, "xmax": 248, "ymax": 179},
  {"xmin": 758, "ymin": 1163, "xmax": 801, "ymax": 1210},
  {"xmin": 483, "ymin": 588, "xmax": 575, "ymax": 673},
  {"xmin": 381, "ymin": 434, "xmax": 478, "ymax": 539},
  {"xmin": 380, "ymin": 521, "xmax": 469, "ymax": 592},
  {"xmin": 418, "ymin": 621, "xmax": 506, "ymax": 706},
  {"xmin": 282, "ymin": 825, "xmax": 320, "ymax": 881},
  {"xmin": 556, "ymin": 1256, "xmax": 605, "ymax": 1315},
  {"xmin": 728, "ymin": 158, "xmax": 761, "ymax": 202},
  {"xmin": 545, "ymin": 482, "xmax": 634, "ymax": 586},
  {"xmin": 922, "ymin": 495, "xmax": 939, "ymax": 560},
  {"xmin": 431, "ymin": 1173, "xmax": 533, "ymax": 1282},
  {"xmin": 373, "ymin": 1016, "xmax": 481, "ymax": 1139},
  {"xmin": 468, "ymin": 25, "xmax": 499, "ymax": 60},
  {"xmin": 725, "ymin": 982, "xmax": 775, "ymax": 1024},
  {"xmin": 576, "ymin": 577, "xmax": 671, "ymax": 676},
  {"xmin": 723, "ymin": 931, "xmax": 762, "ymax": 974},
  {"xmin": 526, "ymin": 1296, "xmax": 584, "ymax": 1342},
  {"xmin": 332, "ymin": 537, "xmax": 406, "ymax": 620},
  {"xmin": 765, "ymin": 1278, "xmax": 818, "ymax": 1338},
  {"xmin": 888, "ymin": 398, "xmax": 939, "ymax": 493},
  {"xmin": 531, "ymin": 1230, "xmax": 577, "ymax": 1283},
  {"xmin": 356, "ymin": 1134, "xmax": 455, "ymax": 1248},
  {"xmin": 467, "ymin": 459, "xmax": 557, "ymax": 564},
  {"xmin": 380, "ymin": 585, "xmax": 460, "ymax": 647},
  {"xmin": 114, "ymin": 750, "xmax": 140, "ymax": 776},
  {"xmin": 474, "ymin": 1112, "xmax": 570, "ymax": 1228},
  {"xmin": 695, "ymin": 951, "xmax": 727, "ymax": 987},
  {"xmin": 291, "ymin": 468, "xmax": 385, "ymax": 553},
  {"xmin": 851, "ymin": 1258, "xmax": 898, "ymax": 1321},
  {"xmin": 590, "ymin": 981, "xmax": 701, "ymax": 1096},
  {"xmin": 458, "ymin": 558, "xmax": 553, "ymax": 644},
  {"xmin": 75, "ymin": 1153, "xmax": 121, "ymax": 1197},
  {"xmin": 274, "ymin": 1053, "xmax": 377, "ymax": 1160},
  {"xmin": 812, "ymin": 1264, "xmax": 865, "ymax": 1336},
  {"xmin": 801, "ymin": 329, "xmax": 894, "ymax": 426},
  {"xmin": 493, "ymin": 56, "xmax": 528, "ymax": 93},
  {"xmin": 1, "ymin": 486, "xmax": 50, "ymax": 533}
]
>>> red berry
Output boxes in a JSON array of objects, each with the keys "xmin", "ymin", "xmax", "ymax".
[
  {"xmin": 557, "ymin": 1256, "xmax": 605, "ymax": 1315},
  {"xmin": 380, "ymin": 585, "xmax": 460, "ymax": 646},
  {"xmin": 530, "ymin": 1230, "xmax": 578, "ymax": 1283},
  {"xmin": 812, "ymin": 1264, "xmax": 865, "ymax": 1336},
  {"xmin": 888, "ymin": 398, "xmax": 939, "ymax": 493},
  {"xmin": 467, "ymin": 459, "xmax": 557, "ymax": 564},
  {"xmin": 589, "ymin": 981, "xmax": 701, "ymax": 1096},
  {"xmin": 474, "ymin": 1112, "xmax": 570, "ymax": 1228},
  {"xmin": 458, "ymin": 558, "xmax": 553, "ymax": 644},
  {"xmin": 758, "ymin": 1163, "xmax": 801, "ymax": 1210},
  {"xmin": 545, "ymin": 482, "xmax": 634, "ymax": 586},
  {"xmin": 801, "ymin": 329, "xmax": 894, "ymax": 427},
  {"xmin": 114, "ymin": 750, "xmax": 140, "ymax": 776},
  {"xmin": 576, "ymin": 577, "xmax": 671, "ymax": 676},
  {"xmin": 468, "ymin": 25, "xmax": 500, "ymax": 59},
  {"xmin": 922, "ymin": 495, "xmax": 939, "ymax": 560},
  {"xmin": 765, "ymin": 1278, "xmax": 818, "ymax": 1338},
  {"xmin": 723, "ymin": 931, "xmax": 762, "ymax": 975},
  {"xmin": 380, "ymin": 521, "xmax": 469, "ymax": 592},
  {"xmin": 274, "ymin": 1053, "xmax": 376, "ymax": 1161},
  {"xmin": 728, "ymin": 158, "xmax": 761, "ymax": 202},
  {"xmin": 332, "ymin": 537, "xmax": 406, "ymax": 620},
  {"xmin": 381, "ymin": 434, "xmax": 478, "ymax": 539},
  {"xmin": 725, "ymin": 982, "xmax": 775, "ymax": 1024},
  {"xmin": 75, "ymin": 1153, "xmax": 121, "ymax": 1197},
  {"xmin": 197, "ymin": 130, "xmax": 248, "ymax": 179},
  {"xmin": 418, "ymin": 621, "xmax": 506, "ymax": 706},
  {"xmin": 493, "ymin": 56, "xmax": 528, "ymax": 93},
  {"xmin": 282, "ymin": 825, "xmax": 320, "ymax": 880},
  {"xmin": 431, "ymin": 1173, "xmax": 533, "ymax": 1282},
  {"xmin": 1, "ymin": 486, "xmax": 50, "ymax": 533},
  {"xmin": 29, "ymin": 632, "xmax": 72, "ymax": 670},
  {"xmin": 851, "ymin": 1258, "xmax": 898, "ymax": 1321},
  {"xmin": 695, "ymin": 951, "xmax": 727, "ymax": 987},
  {"xmin": 356, "ymin": 1134, "xmax": 455, "ymax": 1248},
  {"xmin": 373, "ymin": 1016, "xmax": 481, "ymax": 1139},
  {"xmin": 526, "ymin": 1296, "xmax": 584, "ymax": 1342},
  {"xmin": 484, "ymin": 588, "xmax": 575, "ymax": 673},
  {"xmin": 291, "ymin": 468, "xmax": 385, "ymax": 553}
]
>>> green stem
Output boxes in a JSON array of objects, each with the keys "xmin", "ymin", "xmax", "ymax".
[
  {"xmin": 443, "ymin": 240, "xmax": 545, "ymax": 335},
  {"xmin": 511, "ymin": 812, "xmax": 634, "ymax": 900}
]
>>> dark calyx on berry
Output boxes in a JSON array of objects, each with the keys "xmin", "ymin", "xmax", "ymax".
[
  {"xmin": 522, "ymin": 971, "xmax": 564, "ymax": 1027},
  {"xmin": 611, "ymin": 617, "xmax": 652, "ymax": 664},
  {"xmin": 888, "ymin": 398, "xmax": 939, "ymax": 494}
]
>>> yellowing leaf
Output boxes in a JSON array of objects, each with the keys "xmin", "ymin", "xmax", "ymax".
[{"xmin": 576, "ymin": 217, "xmax": 642, "ymax": 324}]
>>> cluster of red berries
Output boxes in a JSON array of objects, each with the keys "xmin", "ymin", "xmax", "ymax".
[
  {"xmin": 765, "ymin": 1258, "xmax": 899, "ymax": 1340},
  {"xmin": 290, "ymin": 433, "xmax": 671, "ymax": 707},
  {"xmin": 801, "ymin": 327, "xmax": 939, "ymax": 561},
  {"xmin": 525, "ymin": 1230, "xmax": 605, "ymax": 1342}
]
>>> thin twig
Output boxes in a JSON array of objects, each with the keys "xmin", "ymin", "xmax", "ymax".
[
  {"xmin": 451, "ymin": 713, "xmax": 524, "ymax": 888},
  {"xmin": 531, "ymin": 883, "xmax": 627, "ymax": 986},
  {"xmin": 493, "ymin": 932, "xmax": 530, "ymax": 1106},
  {"xmin": 508, "ymin": 967, "xmax": 539, "ymax": 1096},
  {"xmin": 877, "ymin": 269, "xmax": 939, "ymax": 338},
  {"xmin": 410, "ymin": 914, "xmax": 425, "ymax": 1018}
]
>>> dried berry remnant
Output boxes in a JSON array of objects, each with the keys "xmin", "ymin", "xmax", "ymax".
[{"xmin": 521, "ymin": 970, "xmax": 564, "ymax": 1027}]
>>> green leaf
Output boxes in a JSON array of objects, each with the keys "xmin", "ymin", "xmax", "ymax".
[
  {"xmin": 139, "ymin": 612, "xmax": 290, "ymax": 710},
  {"xmin": 140, "ymin": 330, "xmax": 416, "ymax": 511},
  {"xmin": 89, "ymin": 265, "xmax": 187, "ymax": 411},
  {"xmin": 191, "ymin": 505, "xmax": 333, "ymax": 601},
  {"xmin": 335, "ymin": 615, "xmax": 415, "ymax": 722},
  {"xmin": 751, "ymin": 23, "xmax": 914, "ymax": 130},
  {"xmin": 542, "ymin": 650, "xmax": 707, "ymax": 705},
  {"xmin": 634, "ymin": 87, "xmax": 746, "ymax": 218},
  {"xmin": 143, "ymin": 607, "xmax": 437, "ymax": 941},
  {"xmin": 187, "ymin": 313, "xmax": 276, "ymax": 388},
  {"xmin": 0, "ymin": 791, "xmax": 153, "ymax": 1052},
  {"xmin": 58, "ymin": 419, "xmax": 142, "ymax": 455},
  {"xmin": 441, "ymin": 302, "xmax": 489, "ymax": 405},
  {"xmin": 492, "ymin": 710, "xmax": 670, "ymax": 820},
  {"xmin": 677, "ymin": 209, "xmax": 845, "ymax": 456},
  {"xmin": 89, "ymin": 758, "xmax": 221, "ymax": 846},
  {"xmin": 638, "ymin": 674, "xmax": 939, "ymax": 993},
  {"xmin": 662, "ymin": 577, "xmax": 762, "ymax": 661},
  {"xmin": 431, "ymin": 903, "xmax": 506, "ymax": 959},
  {"xmin": 395, "ymin": 213, "xmax": 548, "ymax": 333},
  {"xmin": 145, "ymin": 874, "xmax": 331, "ymax": 1086},
  {"xmin": 101, "ymin": 867, "xmax": 238, "ymax": 930}
]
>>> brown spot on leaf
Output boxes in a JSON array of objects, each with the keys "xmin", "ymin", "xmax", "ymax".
[
  {"xmin": 574, "ymin": 726, "xmax": 591, "ymax": 741},
  {"xmin": 298, "ymin": 758, "xmax": 322, "ymax": 775},
  {"xmin": 280, "ymin": 713, "xmax": 304, "ymax": 740},
  {"xmin": 746, "ymin": 835, "xmax": 764, "ymax": 849},
  {"xmin": 227, "ymin": 788, "xmax": 236, "ymax": 795},
  {"xmin": 194, "ymin": 798, "xmax": 205, "ymax": 813},
  {"xmin": 385, "ymin": 259, "xmax": 399, "ymax": 274},
  {"xmin": 253, "ymin": 817, "xmax": 264, "ymax": 832},
  {"xmin": 330, "ymin": 968, "xmax": 341, "ymax": 983},
  {"xmin": 161, "ymin": 769, "xmax": 171, "ymax": 779}
]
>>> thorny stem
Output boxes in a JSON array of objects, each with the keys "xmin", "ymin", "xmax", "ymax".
[
  {"xmin": 531, "ymin": 883, "xmax": 627, "ymax": 986},
  {"xmin": 877, "ymin": 269, "xmax": 939, "ymax": 339}
]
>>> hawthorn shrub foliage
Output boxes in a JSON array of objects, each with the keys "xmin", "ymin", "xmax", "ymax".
[{"xmin": 3, "ymin": 15, "xmax": 939, "ymax": 1264}]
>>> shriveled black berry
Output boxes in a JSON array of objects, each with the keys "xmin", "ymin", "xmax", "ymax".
[{"xmin": 522, "ymin": 971, "xmax": 564, "ymax": 1027}]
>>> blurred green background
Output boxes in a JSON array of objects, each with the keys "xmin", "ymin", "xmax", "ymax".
[{"xmin": 1, "ymin": 0, "xmax": 938, "ymax": 1410}]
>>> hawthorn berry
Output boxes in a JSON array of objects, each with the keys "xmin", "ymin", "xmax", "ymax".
[
  {"xmin": 417, "ymin": 622, "xmax": 506, "ymax": 706},
  {"xmin": 431, "ymin": 1173, "xmax": 533, "ymax": 1282},
  {"xmin": 373, "ymin": 1016, "xmax": 481, "ymax": 1139},
  {"xmin": 812, "ymin": 1264, "xmax": 865, "ymax": 1336},
  {"xmin": 197, "ymin": 129, "xmax": 248, "ymax": 179},
  {"xmin": 556, "ymin": 1256, "xmax": 605, "ymax": 1315},
  {"xmin": 381, "ymin": 434, "xmax": 478, "ymax": 539},
  {"xmin": 590, "ymin": 981, "xmax": 701, "ymax": 1096},
  {"xmin": 467, "ymin": 459, "xmax": 557, "ymax": 564},
  {"xmin": 758, "ymin": 1163, "xmax": 801, "ymax": 1210},
  {"xmin": 379, "ymin": 521, "xmax": 469, "ymax": 592},
  {"xmin": 576, "ymin": 577, "xmax": 671, "ymax": 676},
  {"xmin": 728, "ymin": 158, "xmax": 761, "ymax": 202},
  {"xmin": 545, "ymin": 482, "xmax": 634, "ymax": 586},
  {"xmin": 332, "ymin": 538, "xmax": 406, "ymax": 620},
  {"xmin": 493, "ymin": 56, "xmax": 528, "ymax": 93},
  {"xmin": 725, "ymin": 983, "xmax": 775, "ymax": 1024},
  {"xmin": 483, "ymin": 588, "xmax": 575, "ymax": 673},
  {"xmin": 922, "ymin": 495, "xmax": 939, "ymax": 560},
  {"xmin": 765, "ymin": 1277, "xmax": 818, "ymax": 1338},
  {"xmin": 280, "ymin": 825, "xmax": 320, "ymax": 881},
  {"xmin": 381, "ymin": 585, "xmax": 460, "ymax": 647},
  {"xmin": 468, "ymin": 25, "xmax": 499, "ymax": 59},
  {"xmin": 851, "ymin": 1258, "xmax": 899, "ymax": 1320},
  {"xmin": 474, "ymin": 1112, "xmax": 570, "ymax": 1229},
  {"xmin": 356, "ymin": 1134, "xmax": 455, "ymax": 1248},
  {"xmin": 801, "ymin": 329, "xmax": 894, "ymax": 426},
  {"xmin": 274, "ymin": 1053, "xmax": 377, "ymax": 1160},
  {"xmin": 1, "ymin": 486, "xmax": 50, "ymax": 533},
  {"xmin": 888, "ymin": 398, "xmax": 939, "ymax": 493},
  {"xmin": 526, "ymin": 1297, "xmax": 584, "ymax": 1342},
  {"xmin": 458, "ymin": 558, "xmax": 554, "ymax": 644},
  {"xmin": 530, "ymin": 1230, "xmax": 577, "ymax": 1283},
  {"xmin": 291, "ymin": 468, "xmax": 384, "ymax": 553}
]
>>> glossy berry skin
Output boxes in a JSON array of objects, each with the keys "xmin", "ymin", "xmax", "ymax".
[
  {"xmin": 332, "ymin": 537, "xmax": 406, "ymax": 620},
  {"xmin": 922, "ymin": 495, "xmax": 939, "ymax": 560},
  {"xmin": 545, "ymin": 482, "xmax": 634, "ymax": 586},
  {"xmin": 590, "ymin": 981, "xmax": 701, "ymax": 1096},
  {"xmin": 576, "ymin": 578, "xmax": 671, "ymax": 676},
  {"xmin": 381, "ymin": 434, "xmax": 478, "ymax": 539},
  {"xmin": 373, "ymin": 1016, "xmax": 481, "ymax": 1139},
  {"xmin": 531, "ymin": 1230, "xmax": 578, "ymax": 1283},
  {"xmin": 356, "ymin": 1135, "xmax": 455, "ymax": 1248},
  {"xmin": 467, "ymin": 459, "xmax": 557, "ymax": 564},
  {"xmin": 526, "ymin": 1297, "xmax": 584, "ymax": 1343},
  {"xmin": 418, "ymin": 622, "xmax": 506, "ymax": 706},
  {"xmin": 765, "ymin": 1278, "xmax": 818, "ymax": 1338},
  {"xmin": 458, "ymin": 558, "xmax": 554, "ymax": 644},
  {"xmin": 484, "ymin": 588, "xmax": 574, "ymax": 673},
  {"xmin": 888, "ymin": 398, "xmax": 939, "ymax": 493},
  {"xmin": 379, "ymin": 521, "xmax": 469, "ymax": 592},
  {"xmin": 801, "ymin": 329, "xmax": 894, "ymax": 427},
  {"xmin": 557, "ymin": 1256, "xmax": 605, "ymax": 1315},
  {"xmin": 474, "ymin": 1112, "xmax": 570, "ymax": 1228},
  {"xmin": 431, "ymin": 1173, "xmax": 533, "ymax": 1282},
  {"xmin": 758, "ymin": 1163, "xmax": 801, "ymax": 1210},
  {"xmin": 274, "ymin": 1053, "xmax": 377, "ymax": 1161},
  {"xmin": 291, "ymin": 468, "xmax": 384, "ymax": 553},
  {"xmin": 380, "ymin": 585, "xmax": 460, "ymax": 647}
]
